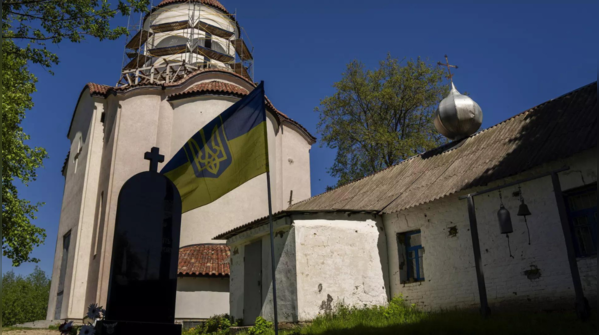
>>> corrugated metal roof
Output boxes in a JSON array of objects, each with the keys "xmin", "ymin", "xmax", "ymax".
[
  {"xmin": 178, "ymin": 244, "xmax": 230, "ymax": 276},
  {"xmin": 290, "ymin": 82, "xmax": 597, "ymax": 214}
]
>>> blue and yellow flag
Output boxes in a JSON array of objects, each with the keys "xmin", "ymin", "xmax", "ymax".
[{"xmin": 161, "ymin": 82, "xmax": 268, "ymax": 213}]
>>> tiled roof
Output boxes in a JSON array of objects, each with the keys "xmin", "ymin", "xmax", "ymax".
[
  {"xmin": 178, "ymin": 244, "xmax": 230, "ymax": 276},
  {"xmin": 72, "ymin": 69, "xmax": 315, "ymax": 142},
  {"xmin": 87, "ymin": 83, "xmax": 111, "ymax": 96},
  {"xmin": 156, "ymin": 0, "xmax": 229, "ymax": 14},
  {"xmin": 172, "ymin": 80, "xmax": 249, "ymax": 98},
  {"xmin": 165, "ymin": 68, "xmax": 253, "ymax": 88},
  {"xmin": 289, "ymin": 82, "xmax": 598, "ymax": 214}
]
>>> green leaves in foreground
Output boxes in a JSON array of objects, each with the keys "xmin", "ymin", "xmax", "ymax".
[{"xmin": 2, "ymin": 38, "xmax": 48, "ymax": 266}]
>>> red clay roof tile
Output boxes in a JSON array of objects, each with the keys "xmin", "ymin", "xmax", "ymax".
[
  {"xmin": 87, "ymin": 83, "xmax": 111, "ymax": 96},
  {"xmin": 175, "ymin": 80, "xmax": 249, "ymax": 97}
]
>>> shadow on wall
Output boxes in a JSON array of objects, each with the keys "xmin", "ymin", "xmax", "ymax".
[
  {"xmin": 176, "ymin": 276, "xmax": 230, "ymax": 293},
  {"xmin": 376, "ymin": 219, "xmax": 392, "ymax": 301},
  {"xmin": 256, "ymin": 228, "xmax": 299, "ymax": 325}
]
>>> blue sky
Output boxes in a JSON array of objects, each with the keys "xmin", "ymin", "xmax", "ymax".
[{"xmin": 4, "ymin": 0, "xmax": 598, "ymax": 276}]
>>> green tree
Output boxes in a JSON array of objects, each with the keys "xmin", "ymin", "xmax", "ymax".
[
  {"xmin": 1, "ymin": 0, "xmax": 148, "ymax": 266},
  {"xmin": 2, "ymin": 267, "xmax": 51, "ymax": 327},
  {"xmin": 316, "ymin": 55, "xmax": 448, "ymax": 187}
]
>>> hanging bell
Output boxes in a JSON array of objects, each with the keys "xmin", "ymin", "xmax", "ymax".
[
  {"xmin": 498, "ymin": 204, "xmax": 513, "ymax": 234},
  {"xmin": 518, "ymin": 202, "xmax": 532, "ymax": 217}
]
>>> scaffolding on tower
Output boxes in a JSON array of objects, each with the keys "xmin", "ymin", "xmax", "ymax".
[{"xmin": 117, "ymin": 0, "xmax": 254, "ymax": 87}]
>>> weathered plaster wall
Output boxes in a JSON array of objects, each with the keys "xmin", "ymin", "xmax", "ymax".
[
  {"xmin": 47, "ymin": 92, "xmax": 105, "ymax": 320},
  {"xmin": 384, "ymin": 149, "xmax": 597, "ymax": 311},
  {"xmin": 175, "ymin": 277, "xmax": 230, "ymax": 319},
  {"xmin": 227, "ymin": 213, "xmax": 390, "ymax": 323},
  {"xmin": 85, "ymin": 96, "xmax": 122, "ymax": 309},
  {"xmin": 281, "ymin": 124, "xmax": 312, "ymax": 209},
  {"xmin": 294, "ymin": 215, "xmax": 389, "ymax": 321}
]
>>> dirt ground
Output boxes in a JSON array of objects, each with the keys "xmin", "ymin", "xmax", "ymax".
[{"xmin": 4, "ymin": 330, "xmax": 59, "ymax": 335}]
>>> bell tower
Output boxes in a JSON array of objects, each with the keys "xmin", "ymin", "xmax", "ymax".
[{"xmin": 117, "ymin": 0, "xmax": 254, "ymax": 87}]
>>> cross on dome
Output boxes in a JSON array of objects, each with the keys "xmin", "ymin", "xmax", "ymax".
[{"xmin": 437, "ymin": 55, "xmax": 458, "ymax": 82}]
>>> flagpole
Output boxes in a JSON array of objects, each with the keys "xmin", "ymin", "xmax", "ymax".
[
  {"xmin": 262, "ymin": 80, "xmax": 279, "ymax": 335},
  {"xmin": 266, "ymin": 170, "xmax": 279, "ymax": 335}
]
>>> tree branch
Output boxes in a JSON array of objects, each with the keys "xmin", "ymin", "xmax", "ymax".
[
  {"xmin": 4, "ymin": 0, "xmax": 54, "ymax": 5},
  {"xmin": 5, "ymin": 35, "xmax": 57, "ymax": 40},
  {"xmin": 7, "ymin": 10, "xmax": 81, "ymax": 23}
]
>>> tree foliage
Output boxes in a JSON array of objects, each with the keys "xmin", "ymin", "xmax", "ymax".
[
  {"xmin": 316, "ymin": 55, "xmax": 448, "ymax": 187},
  {"xmin": 1, "ymin": 0, "xmax": 148, "ymax": 266},
  {"xmin": 2, "ymin": 267, "xmax": 51, "ymax": 327},
  {"xmin": 1, "ymin": 37, "xmax": 48, "ymax": 266}
]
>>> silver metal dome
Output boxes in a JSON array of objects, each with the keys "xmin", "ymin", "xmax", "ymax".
[{"xmin": 434, "ymin": 82, "xmax": 483, "ymax": 140}]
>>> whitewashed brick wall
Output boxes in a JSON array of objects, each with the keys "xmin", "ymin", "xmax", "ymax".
[{"xmin": 384, "ymin": 149, "xmax": 597, "ymax": 311}]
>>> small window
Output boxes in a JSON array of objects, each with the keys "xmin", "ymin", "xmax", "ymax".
[
  {"xmin": 398, "ymin": 230, "xmax": 424, "ymax": 283},
  {"xmin": 565, "ymin": 184, "xmax": 597, "ymax": 258},
  {"xmin": 204, "ymin": 33, "xmax": 212, "ymax": 49}
]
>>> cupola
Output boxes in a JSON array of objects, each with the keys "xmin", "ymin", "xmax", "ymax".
[{"xmin": 434, "ymin": 56, "xmax": 483, "ymax": 141}]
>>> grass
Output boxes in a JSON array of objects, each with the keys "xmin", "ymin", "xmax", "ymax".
[{"xmin": 238, "ymin": 297, "xmax": 597, "ymax": 335}]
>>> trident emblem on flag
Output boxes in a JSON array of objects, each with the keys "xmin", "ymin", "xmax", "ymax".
[{"xmin": 184, "ymin": 119, "xmax": 232, "ymax": 178}]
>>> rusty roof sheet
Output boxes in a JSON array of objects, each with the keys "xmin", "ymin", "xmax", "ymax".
[
  {"xmin": 290, "ymin": 82, "xmax": 598, "ymax": 214},
  {"xmin": 178, "ymin": 244, "xmax": 230, "ymax": 276}
]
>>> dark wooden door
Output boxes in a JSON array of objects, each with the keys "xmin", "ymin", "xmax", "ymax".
[{"xmin": 243, "ymin": 240, "xmax": 262, "ymax": 325}]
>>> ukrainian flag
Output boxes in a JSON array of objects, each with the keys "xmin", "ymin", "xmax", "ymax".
[{"xmin": 161, "ymin": 82, "xmax": 268, "ymax": 213}]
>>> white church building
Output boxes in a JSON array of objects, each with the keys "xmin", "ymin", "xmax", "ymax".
[
  {"xmin": 47, "ymin": 0, "xmax": 315, "ymax": 324},
  {"xmin": 47, "ymin": 0, "xmax": 597, "ymax": 327}
]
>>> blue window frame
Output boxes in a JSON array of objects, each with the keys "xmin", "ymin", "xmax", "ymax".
[
  {"xmin": 565, "ymin": 184, "xmax": 597, "ymax": 258},
  {"xmin": 405, "ymin": 230, "xmax": 424, "ymax": 282}
]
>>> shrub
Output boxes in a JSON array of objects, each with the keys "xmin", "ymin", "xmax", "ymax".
[
  {"xmin": 247, "ymin": 317, "xmax": 273, "ymax": 335},
  {"xmin": 2, "ymin": 267, "xmax": 51, "ymax": 327},
  {"xmin": 182, "ymin": 314, "xmax": 237, "ymax": 335}
]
